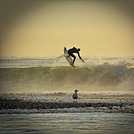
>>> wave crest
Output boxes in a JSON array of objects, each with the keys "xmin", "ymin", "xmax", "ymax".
[{"xmin": 0, "ymin": 62, "xmax": 134, "ymax": 93}]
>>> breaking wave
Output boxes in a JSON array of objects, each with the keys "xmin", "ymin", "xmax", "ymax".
[{"xmin": 0, "ymin": 62, "xmax": 134, "ymax": 93}]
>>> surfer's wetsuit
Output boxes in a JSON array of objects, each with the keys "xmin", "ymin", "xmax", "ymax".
[{"xmin": 68, "ymin": 47, "xmax": 84, "ymax": 64}]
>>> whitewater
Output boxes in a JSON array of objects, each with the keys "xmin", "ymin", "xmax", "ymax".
[
  {"xmin": 0, "ymin": 56, "xmax": 134, "ymax": 94},
  {"xmin": 0, "ymin": 56, "xmax": 134, "ymax": 134}
]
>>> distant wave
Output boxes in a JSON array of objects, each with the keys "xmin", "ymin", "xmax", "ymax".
[{"xmin": 0, "ymin": 62, "xmax": 134, "ymax": 93}]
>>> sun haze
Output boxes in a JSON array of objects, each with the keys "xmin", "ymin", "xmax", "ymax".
[{"xmin": 1, "ymin": 0, "xmax": 134, "ymax": 57}]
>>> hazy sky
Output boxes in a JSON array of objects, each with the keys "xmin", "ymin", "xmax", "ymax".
[{"xmin": 1, "ymin": 0, "xmax": 134, "ymax": 57}]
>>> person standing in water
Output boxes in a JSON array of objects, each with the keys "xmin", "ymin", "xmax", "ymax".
[{"xmin": 68, "ymin": 47, "xmax": 84, "ymax": 64}]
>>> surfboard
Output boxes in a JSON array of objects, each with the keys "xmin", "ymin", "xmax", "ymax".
[{"xmin": 64, "ymin": 47, "xmax": 75, "ymax": 68}]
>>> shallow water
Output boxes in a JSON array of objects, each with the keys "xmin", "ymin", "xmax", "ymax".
[{"xmin": 0, "ymin": 113, "xmax": 134, "ymax": 134}]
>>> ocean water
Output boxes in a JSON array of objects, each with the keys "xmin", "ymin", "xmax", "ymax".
[
  {"xmin": 0, "ymin": 56, "xmax": 134, "ymax": 94},
  {"xmin": 0, "ymin": 113, "xmax": 134, "ymax": 134},
  {"xmin": 0, "ymin": 57, "xmax": 134, "ymax": 133}
]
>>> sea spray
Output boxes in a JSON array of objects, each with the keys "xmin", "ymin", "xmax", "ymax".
[{"xmin": 0, "ymin": 61, "xmax": 134, "ymax": 93}]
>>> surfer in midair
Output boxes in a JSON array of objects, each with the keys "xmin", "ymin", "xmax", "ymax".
[{"xmin": 68, "ymin": 47, "xmax": 84, "ymax": 64}]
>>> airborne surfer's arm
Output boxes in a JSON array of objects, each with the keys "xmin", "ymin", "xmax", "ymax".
[{"xmin": 78, "ymin": 52, "xmax": 84, "ymax": 62}]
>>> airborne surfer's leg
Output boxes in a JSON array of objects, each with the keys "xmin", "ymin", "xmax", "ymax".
[
  {"xmin": 68, "ymin": 52, "xmax": 76, "ymax": 64},
  {"xmin": 71, "ymin": 54, "xmax": 76, "ymax": 64},
  {"xmin": 73, "ymin": 57, "xmax": 76, "ymax": 64}
]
